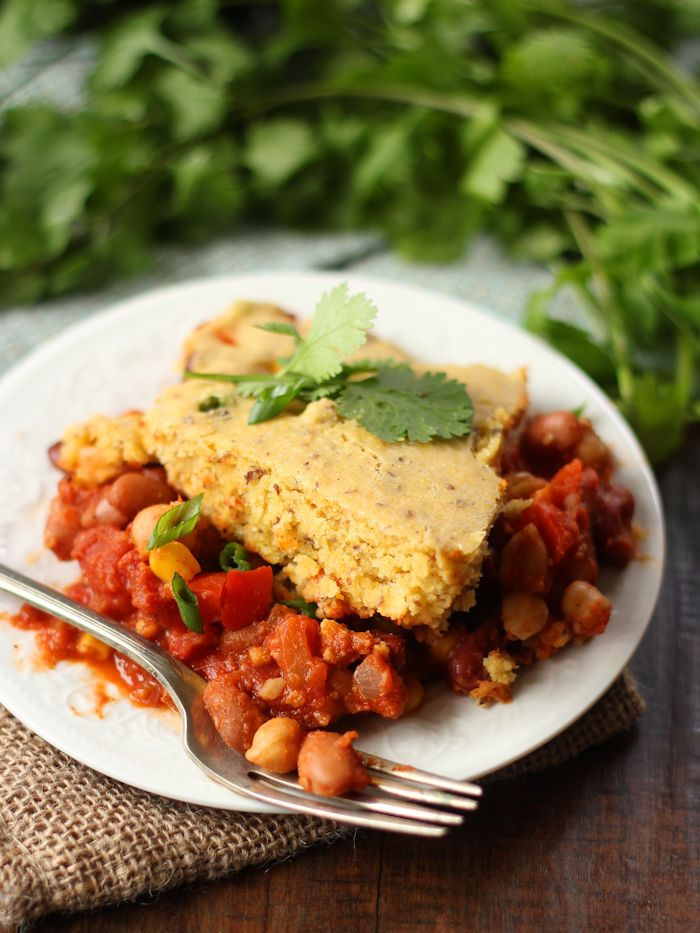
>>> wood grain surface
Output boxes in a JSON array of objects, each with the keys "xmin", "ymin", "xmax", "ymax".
[{"xmin": 27, "ymin": 431, "xmax": 698, "ymax": 933}]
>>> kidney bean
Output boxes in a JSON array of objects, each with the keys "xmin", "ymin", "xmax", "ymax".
[
  {"xmin": 106, "ymin": 471, "xmax": 174, "ymax": 521},
  {"xmin": 447, "ymin": 635, "xmax": 486, "ymax": 693},
  {"xmin": 557, "ymin": 533, "xmax": 598, "ymax": 586},
  {"xmin": 592, "ymin": 483, "xmax": 636, "ymax": 567}
]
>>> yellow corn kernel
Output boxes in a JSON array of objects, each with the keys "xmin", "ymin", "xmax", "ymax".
[
  {"xmin": 149, "ymin": 541, "xmax": 201, "ymax": 583},
  {"xmin": 76, "ymin": 632, "xmax": 112, "ymax": 661}
]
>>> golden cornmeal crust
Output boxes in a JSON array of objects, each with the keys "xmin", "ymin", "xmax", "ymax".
[
  {"xmin": 58, "ymin": 412, "xmax": 151, "ymax": 486},
  {"xmin": 59, "ymin": 300, "xmax": 528, "ymax": 629}
]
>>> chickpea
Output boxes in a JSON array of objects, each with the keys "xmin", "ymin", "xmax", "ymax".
[
  {"xmin": 245, "ymin": 717, "xmax": 305, "ymax": 773},
  {"xmin": 106, "ymin": 471, "xmax": 174, "ymax": 521},
  {"xmin": 297, "ymin": 731, "xmax": 370, "ymax": 797},
  {"xmin": 561, "ymin": 580, "xmax": 611, "ymax": 637},
  {"xmin": 501, "ymin": 592, "xmax": 549, "ymax": 641},
  {"xmin": 129, "ymin": 502, "xmax": 197, "ymax": 557}
]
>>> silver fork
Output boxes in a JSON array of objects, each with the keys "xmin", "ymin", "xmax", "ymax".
[{"xmin": 0, "ymin": 562, "xmax": 481, "ymax": 837}]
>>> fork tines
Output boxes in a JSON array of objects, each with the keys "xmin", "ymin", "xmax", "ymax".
[{"xmin": 243, "ymin": 757, "xmax": 482, "ymax": 837}]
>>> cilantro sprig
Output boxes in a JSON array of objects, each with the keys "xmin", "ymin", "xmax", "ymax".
[
  {"xmin": 3, "ymin": 2, "xmax": 699, "ymax": 460},
  {"xmin": 185, "ymin": 285, "xmax": 473, "ymax": 444}
]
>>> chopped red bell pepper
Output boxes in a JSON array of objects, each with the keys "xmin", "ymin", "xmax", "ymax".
[
  {"xmin": 220, "ymin": 565, "xmax": 273, "ymax": 630},
  {"xmin": 188, "ymin": 572, "xmax": 227, "ymax": 626},
  {"xmin": 520, "ymin": 499, "xmax": 579, "ymax": 563},
  {"xmin": 547, "ymin": 458, "xmax": 583, "ymax": 509}
]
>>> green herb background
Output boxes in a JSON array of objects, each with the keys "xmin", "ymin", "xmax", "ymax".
[{"xmin": 1, "ymin": 0, "xmax": 699, "ymax": 461}]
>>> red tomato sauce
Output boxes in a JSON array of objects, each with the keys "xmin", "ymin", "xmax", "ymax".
[{"xmin": 7, "ymin": 410, "xmax": 636, "ymax": 737}]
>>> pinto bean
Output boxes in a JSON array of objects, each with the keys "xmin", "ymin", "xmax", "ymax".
[
  {"xmin": 245, "ymin": 717, "xmax": 305, "ymax": 773},
  {"xmin": 499, "ymin": 523, "xmax": 550, "ymax": 593},
  {"xmin": 501, "ymin": 592, "xmax": 549, "ymax": 641},
  {"xmin": 202, "ymin": 673, "xmax": 267, "ymax": 753},
  {"xmin": 106, "ymin": 471, "xmax": 174, "ymax": 521},
  {"xmin": 297, "ymin": 731, "xmax": 369, "ymax": 797},
  {"xmin": 561, "ymin": 580, "xmax": 611, "ymax": 637},
  {"xmin": 521, "ymin": 412, "xmax": 583, "ymax": 472},
  {"xmin": 43, "ymin": 497, "xmax": 82, "ymax": 560},
  {"xmin": 504, "ymin": 471, "xmax": 547, "ymax": 502},
  {"xmin": 80, "ymin": 494, "xmax": 127, "ymax": 529}
]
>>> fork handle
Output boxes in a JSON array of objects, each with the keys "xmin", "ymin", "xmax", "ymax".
[{"xmin": 0, "ymin": 561, "xmax": 204, "ymax": 710}]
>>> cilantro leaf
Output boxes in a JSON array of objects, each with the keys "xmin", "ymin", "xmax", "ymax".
[
  {"xmin": 284, "ymin": 283, "xmax": 377, "ymax": 382},
  {"xmin": 335, "ymin": 366, "xmax": 473, "ymax": 443}
]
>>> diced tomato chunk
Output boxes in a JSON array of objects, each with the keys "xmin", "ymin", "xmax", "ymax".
[
  {"xmin": 265, "ymin": 609, "xmax": 327, "ymax": 692},
  {"xmin": 547, "ymin": 458, "xmax": 583, "ymax": 509},
  {"xmin": 520, "ymin": 499, "xmax": 578, "ymax": 563},
  {"xmin": 162, "ymin": 624, "xmax": 218, "ymax": 662},
  {"xmin": 189, "ymin": 572, "xmax": 227, "ymax": 626},
  {"xmin": 220, "ymin": 566, "xmax": 273, "ymax": 630}
]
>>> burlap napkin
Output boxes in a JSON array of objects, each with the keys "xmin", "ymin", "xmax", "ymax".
[{"xmin": 0, "ymin": 671, "xmax": 644, "ymax": 927}]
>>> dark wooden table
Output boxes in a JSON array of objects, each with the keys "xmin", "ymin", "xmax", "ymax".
[{"xmin": 33, "ymin": 432, "xmax": 698, "ymax": 933}]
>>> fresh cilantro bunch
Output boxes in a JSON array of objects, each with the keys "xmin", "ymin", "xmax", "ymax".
[
  {"xmin": 185, "ymin": 283, "xmax": 473, "ymax": 443},
  {"xmin": 1, "ymin": 1, "xmax": 699, "ymax": 460}
]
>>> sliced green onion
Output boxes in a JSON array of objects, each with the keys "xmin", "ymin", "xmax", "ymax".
[
  {"xmin": 219, "ymin": 541, "xmax": 251, "ymax": 572},
  {"xmin": 198, "ymin": 395, "xmax": 222, "ymax": 412},
  {"xmin": 147, "ymin": 493, "xmax": 203, "ymax": 551},
  {"xmin": 172, "ymin": 572, "xmax": 203, "ymax": 633},
  {"xmin": 280, "ymin": 598, "xmax": 319, "ymax": 617},
  {"xmin": 571, "ymin": 403, "xmax": 587, "ymax": 418}
]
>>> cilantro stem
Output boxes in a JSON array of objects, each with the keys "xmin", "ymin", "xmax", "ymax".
[
  {"xmin": 565, "ymin": 210, "xmax": 635, "ymax": 404},
  {"xmin": 536, "ymin": 5, "xmax": 700, "ymax": 120}
]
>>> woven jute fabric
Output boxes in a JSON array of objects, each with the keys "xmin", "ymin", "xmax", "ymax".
[{"xmin": 0, "ymin": 672, "xmax": 643, "ymax": 927}]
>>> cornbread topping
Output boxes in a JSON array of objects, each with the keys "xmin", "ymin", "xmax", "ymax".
[{"xmin": 11, "ymin": 292, "xmax": 636, "ymax": 796}]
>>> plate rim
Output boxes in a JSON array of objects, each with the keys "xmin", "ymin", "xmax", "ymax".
[{"xmin": 0, "ymin": 270, "xmax": 665, "ymax": 809}]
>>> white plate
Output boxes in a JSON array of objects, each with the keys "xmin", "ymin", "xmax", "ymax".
[{"xmin": 0, "ymin": 272, "xmax": 664, "ymax": 811}]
